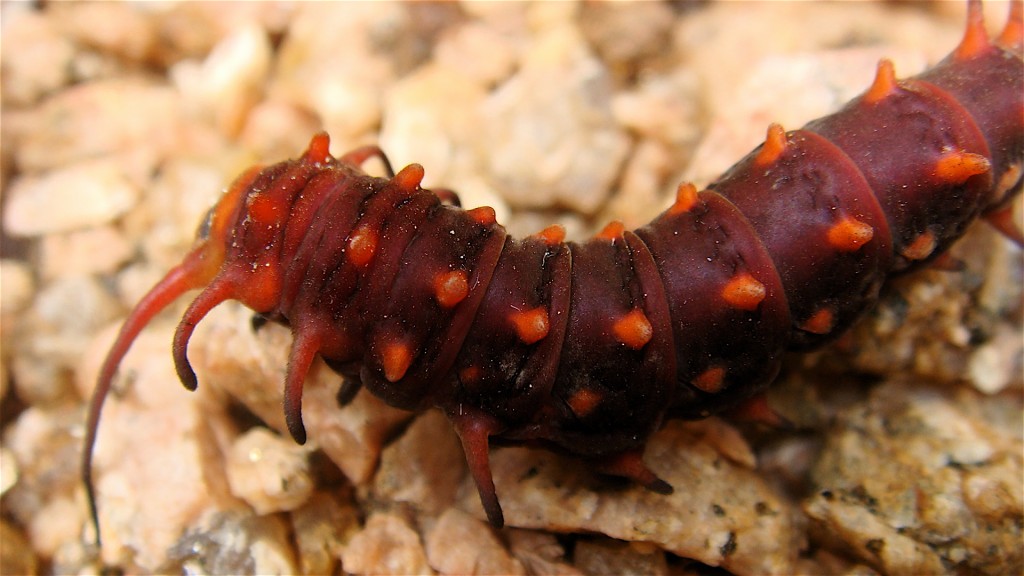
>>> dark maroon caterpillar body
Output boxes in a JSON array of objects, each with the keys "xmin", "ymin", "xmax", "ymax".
[{"xmin": 84, "ymin": 0, "xmax": 1023, "ymax": 541}]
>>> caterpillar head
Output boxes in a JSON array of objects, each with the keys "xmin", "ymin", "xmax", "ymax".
[{"xmin": 81, "ymin": 133, "xmax": 355, "ymax": 547}]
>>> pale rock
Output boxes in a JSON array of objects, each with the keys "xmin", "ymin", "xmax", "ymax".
[
  {"xmin": 14, "ymin": 79, "xmax": 180, "ymax": 172},
  {"xmin": 379, "ymin": 63, "xmax": 487, "ymax": 189},
  {"xmin": 0, "ymin": 260, "xmax": 34, "ymax": 400},
  {"xmin": 240, "ymin": 100, "xmax": 323, "ymax": 161},
  {"xmin": 0, "ymin": 447, "xmax": 17, "ymax": 496},
  {"xmin": 13, "ymin": 275, "xmax": 121, "ymax": 405},
  {"xmin": 50, "ymin": 2, "xmax": 157, "ymax": 63},
  {"xmin": 226, "ymin": 428, "xmax": 314, "ymax": 515},
  {"xmin": 150, "ymin": 2, "xmax": 294, "ymax": 64},
  {"xmin": 477, "ymin": 21, "xmax": 629, "ymax": 215},
  {"xmin": 610, "ymin": 70, "xmax": 702, "ymax": 148},
  {"xmin": 291, "ymin": 492, "xmax": 361, "ymax": 576},
  {"xmin": 39, "ymin": 226, "xmax": 132, "ymax": 282},
  {"xmin": 0, "ymin": 10, "xmax": 75, "ymax": 105},
  {"xmin": 968, "ymin": 325, "xmax": 1022, "ymax": 394},
  {"xmin": 433, "ymin": 22, "xmax": 517, "ymax": 86},
  {"xmin": 602, "ymin": 139, "xmax": 676, "ymax": 230},
  {"xmin": 28, "ymin": 495, "xmax": 82, "ymax": 558},
  {"xmin": 78, "ymin": 320, "xmax": 239, "ymax": 571},
  {"xmin": 271, "ymin": 3, "xmax": 404, "ymax": 140},
  {"xmin": 424, "ymin": 508, "xmax": 525, "ymax": 575},
  {"xmin": 0, "ymin": 520, "xmax": 38, "ymax": 576},
  {"xmin": 579, "ymin": 1, "xmax": 676, "ymax": 72},
  {"xmin": 806, "ymin": 381, "xmax": 1023, "ymax": 574},
  {"xmin": 0, "ymin": 260, "xmax": 34, "ymax": 315},
  {"xmin": 2, "ymin": 404, "xmax": 86, "ymax": 558},
  {"xmin": 4, "ymin": 157, "xmax": 143, "ymax": 237},
  {"xmin": 526, "ymin": 1, "xmax": 580, "ymax": 32},
  {"xmin": 462, "ymin": 420, "xmax": 801, "ymax": 575},
  {"xmin": 171, "ymin": 23, "xmax": 272, "ymax": 137},
  {"xmin": 372, "ymin": 410, "xmax": 465, "ymax": 517},
  {"xmin": 340, "ymin": 512, "xmax": 433, "ymax": 575},
  {"xmin": 573, "ymin": 538, "xmax": 668, "ymax": 576},
  {"xmin": 506, "ymin": 530, "xmax": 582, "ymax": 575},
  {"xmin": 162, "ymin": 512, "xmax": 297, "ymax": 575}
]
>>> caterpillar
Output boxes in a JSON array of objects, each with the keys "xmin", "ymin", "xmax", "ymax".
[{"xmin": 82, "ymin": 0, "xmax": 1023, "ymax": 562}]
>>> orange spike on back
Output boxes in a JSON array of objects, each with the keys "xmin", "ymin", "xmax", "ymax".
[
  {"xmin": 533, "ymin": 225, "xmax": 566, "ymax": 246},
  {"xmin": 303, "ymin": 132, "xmax": 333, "ymax": 164},
  {"xmin": 612, "ymin": 309, "xmax": 653, "ymax": 350},
  {"xmin": 348, "ymin": 226, "xmax": 378, "ymax": 268},
  {"xmin": 721, "ymin": 273, "xmax": 766, "ymax": 311},
  {"xmin": 466, "ymin": 206, "xmax": 497, "ymax": 226},
  {"xmin": 800, "ymin": 307, "xmax": 835, "ymax": 335},
  {"xmin": 568, "ymin": 387, "xmax": 603, "ymax": 418},
  {"xmin": 510, "ymin": 307, "xmax": 550, "ymax": 345},
  {"xmin": 669, "ymin": 182, "xmax": 699, "ymax": 215},
  {"xmin": 246, "ymin": 193, "xmax": 282, "ymax": 226},
  {"xmin": 998, "ymin": 0, "xmax": 1024, "ymax": 52},
  {"xmin": 754, "ymin": 123, "xmax": 788, "ymax": 166},
  {"xmin": 434, "ymin": 270, "xmax": 469, "ymax": 308},
  {"xmin": 459, "ymin": 365, "xmax": 483, "ymax": 386},
  {"xmin": 955, "ymin": 0, "xmax": 993, "ymax": 60},
  {"xmin": 381, "ymin": 340, "xmax": 413, "ymax": 383},
  {"xmin": 934, "ymin": 151, "xmax": 991, "ymax": 184},
  {"xmin": 864, "ymin": 59, "xmax": 899, "ymax": 104},
  {"xmin": 692, "ymin": 366, "xmax": 726, "ymax": 394},
  {"xmin": 902, "ymin": 230, "xmax": 938, "ymax": 261},
  {"xmin": 393, "ymin": 163, "xmax": 425, "ymax": 193},
  {"xmin": 827, "ymin": 217, "xmax": 875, "ymax": 252},
  {"xmin": 596, "ymin": 220, "xmax": 626, "ymax": 241}
]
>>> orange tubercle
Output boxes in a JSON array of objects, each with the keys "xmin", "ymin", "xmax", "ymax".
[
  {"xmin": 246, "ymin": 193, "xmax": 283, "ymax": 226},
  {"xmin": 241, "ymin": 261, "xmax": 283, "ymax": 312},
  {"xmin": 568, "ymin": 387, "xmax": 603, "ymax": 418},
  {"xmin": 754, "ymin": 123, "xmax": 788, "ymax": 166},
  {"xmin": 596, "ymin": 220, "xmax": 625, "ymax": 241},
  {"xmin": 721, "ymin": 273, "xmax": 766, "ymax": 311},
  {"xmin": 393, "ymin": 163, "xmax": 425, "ymax": 194},
  {"xmin": 348, "ymin": 226, "xmax": 379, "ymax": 268},
  {"xmin": 466, "ymin": 206, "xmax": 497, "ymax": 226},
  {"xmin": 864, "ymin": 59, "xmax": 899, "ymax": 104},
  {"xmin": 827, "ymin": 217, "xmax": 875, "ymax": 252},
  {"xmin": 510, "ymin": 307, "xmax": 550, "ymax": 345},
  {"xmin": 902, "ymin": 231, "xmax": 937, "ymax": 261},
  {"xmin": 692, "ymin": 366, "xmax": 726, "ymax": 394},
  {"xmin": 303, "ymin": 132, "xmax": 333, "ymax": 164},
  {"xmin": 381, "ymin": 340, "xmax": 413, "ymax": 383},
  {"xmin": 800, "ymin": 307, "xmax": 835, "ymax": 335},
  {"xmin": 934, "ymin": 151, "xmax": 990, "ymax": 184},
  {"xmin": 954, "ymin": 0, "xmax": 992, "ymax": 61},
  {"xmin": 669, "ymin": 182, "xmax": 699, "ymax": 215},
  {"xmin": 459, "ymin": 365, "xmax": 483, "ymax": 386},
  {"xmin": 612, "ymin": 309, "xmax": 653, "ymax": 350},
  {"xmin": 434, "ymin": 270, "xmax": 470, "ymax": 308},
  {"xmin": 533, "ymin": 225, "xmax": 566, "ymax": 246},
  {"xmin": 998, "ymin": 0, "xmax": 1023, "ymax": 52}
]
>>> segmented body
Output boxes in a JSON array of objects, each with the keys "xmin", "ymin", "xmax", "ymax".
[{"xmin": 84, "ymin": 0, "xmax": 1023, "ymax": 544}]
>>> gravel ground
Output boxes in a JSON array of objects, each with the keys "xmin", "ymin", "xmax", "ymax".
[{"xmin": 1, "ymin": 2, "xmax": 1021, "ymax": 575}]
